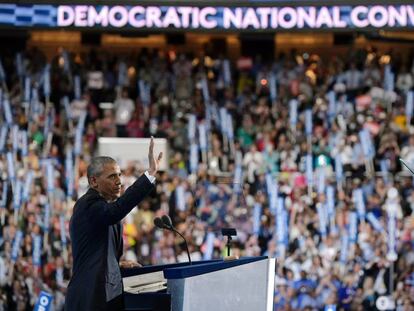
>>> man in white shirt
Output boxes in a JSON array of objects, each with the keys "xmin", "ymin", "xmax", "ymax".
[
  {"xmin": 243, "ymin": 144, "xmax": 264, "ymax": 184},
  {"xmin": 114, "ymin": 88, "xmax": 135, "ymax": 137},
  {"xmin": 396, "ymin": 67, "xmax": 413, "ymax": 93}
]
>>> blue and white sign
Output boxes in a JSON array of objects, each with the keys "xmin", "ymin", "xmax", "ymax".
[
  {"xmin": 253, "ymin": 203, "xmax": 262, "ymax": 235},
  {"xmin": 269, "ymin": 73, "xmax": 277, "ymax": 101},
  {"xmin": 289, "ymin": 99, "xmax": 298, "ymax": 127},
  {"xmin": 198, "ymin": 123, "xmax": 207, "ymax": 151},
  {"xmin": 34, "ymin": 291, "xmax": 53, "ymax": 311},
  {"xmin": 0, "ymin": 126, "xmax": 7, "ymax": 153},
  {"xmin": 22, "ymin": 170, "xmax": 34, "ymax": 203},
  {"xmin": 353, "ymin": 188, "xmax": 366, "ymax": 219},
  {"xmin": 335, "ymin": 155, "xmax": 343, "ymax": 183},
  {"xmin": 203, "ymin": 232, "xmax": 215, "ymax": 260},
  {"xmin": 74, "ymin": 75, "xmax": 81, "ymax": 100},
  {"xmin": 32, "ymin": 234, "xmax": 42, "ymax": 267},
  {"xmin": 43, "ymin": 203, "xmax": 50, "ymax": 232},
  {"xmin": 222, "ymin": 59, "xmax": 231, "ymax": 86},
  {"xmin": 305, "ymin": 109, "xmax": 312, "ymax": 136},
  {"xmin": 367, "ymin": 212, "xmax": 384, "ymax": 232},
  {"xmin": 387, "ymin": 214, "xmax": 397, "ymax": 262},
  {"xmin": 266, "ymin": 173, "xmax": 278, "ymax": 213},
  {"xmin": 65, "ymin": 148, "xmax": 74, "ymax": 198},
  {"xmin": 11, "ymin": 230, "xmax": 23, "ymax": 262},
  {"xmin": 3, "ymin": 97, "xmax": 13, "ymax": 125},
  {"xmin": 306, "ymin": 154, "xmax": 313, "ymax": 186},
  {"xmin": 316, "ymin": 203, "xmax": 327, "ymax": 237},
  {"xmin": 175, "ymin": 185, "xmax": 186, "ymax": 211},
  {"xmin": 339, "ymin": 233, "xmax": 349, "ymax": 263},
  {"xmin": 189, "ymin": 143, "xmax": 199, "ymax": 174},
  {"xmin": 233, "ymin": 165, "xmax": 243, "ymax": 194},
  {"xmin": 13, "ymin": 179, "xmax": 22, "ymax": 210},
  {"xmin": 187, "ymin": 114, "xmax": 196, "ymax": 142},
  {"xmin": 0, "ymin": 4, "xmax": 414, "ymax": 30},
  {"xmin": 349, "ymin": 212, "xmax": 358, "ymax": 244},
  {"xmin": 6, "ymin": 152, "xmax": 15, "ymax": 181},
  {"xmin": 327, "ymin": 91, "xmax": 336, "ymax": 122}
]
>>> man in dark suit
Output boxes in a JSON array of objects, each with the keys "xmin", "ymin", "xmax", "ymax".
[{"xmin": 65, "ymin": 137, "xmax": 163, "ymax": 311}]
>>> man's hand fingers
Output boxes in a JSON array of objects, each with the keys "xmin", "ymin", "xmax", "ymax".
[
  {"xmin": 149, "ymin": 136, "xmax": 154, "ymax": 154},
  {"xmin": 121, "ymin": 260, "xmax": 141, "ymax": 268},
  {"xmin": 157, "ymin": 152, "xmax": 163, "ymax": 162}
]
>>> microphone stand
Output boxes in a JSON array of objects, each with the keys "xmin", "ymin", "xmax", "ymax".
[
  {"xmin": 167, "ymin": 226, "xmax": 192, "ymax": 265},
  {"xmin": 225, "ymin": 235, "xmax": 232, "ymax": 257},
  {"xmin": 155, "ymin": 216, "xmax": 193, "ymax": 265}
]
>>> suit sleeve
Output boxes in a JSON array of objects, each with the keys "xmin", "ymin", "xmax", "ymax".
[{"xmin": 87, "ymin": 174, "xmax": 154, "ymax": 226}]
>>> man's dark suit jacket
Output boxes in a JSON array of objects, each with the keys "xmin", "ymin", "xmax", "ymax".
[{"xmin": 64, "ymin": 174, "xmax": 154, "ymax": 311}]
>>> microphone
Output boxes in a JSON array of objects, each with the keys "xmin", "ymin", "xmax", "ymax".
[
  {"xmin": 153, "ymin": 217, "xmax": 166, "ymax": 229},
  {"xmin": 399, "ymin": 158, "xmax": 414, "ymax": 175},
  {"xmin": 161, "ymin": 215, "xmax": 173, "ymax": 229},
  {"xmin": 154, "ymin": 215, "xmax": 192, "ymax": 265}
]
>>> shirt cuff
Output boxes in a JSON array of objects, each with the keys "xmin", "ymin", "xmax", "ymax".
[{"xmin": 144, "ymin": 171, "xmax": 156, "ymax": 184}]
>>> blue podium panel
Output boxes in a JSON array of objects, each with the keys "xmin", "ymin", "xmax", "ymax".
[
  {"xmin": 122, "ymin": 257, "xmax": 275, "ymax": 311},
  {"xmin": 163, "ymin": 256, "xmax": 268, "ymax": 279},
  {"xmin": 121, "ymin": 260, "xmax": 220, "ymax": 278}
]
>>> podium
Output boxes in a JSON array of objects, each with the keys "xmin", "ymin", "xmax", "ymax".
[{"xmin": 122, "ymin": 256, "xmax": 275, "ymax": 311}]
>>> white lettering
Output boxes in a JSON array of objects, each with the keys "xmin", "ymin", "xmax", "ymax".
[
  {"xmin": 146, "ymin": 6, "xmax": 162, "ymax": 27},
  {"xmin": 108, "ymin": 6, "xmax": 128, "ymax": 28},
  {"xmin": 297, "ymin": 7, "xmax": 316, "ymax": 28},
  {"xmin": 351, "ymin": 6, "xmax": 369, "ymax": 28},
  {"xmin": 129, "ymin": 6, "xmax": 145, "ymax": 28},
  {"xmin": 177, "ymin": 7, "xmax": 192, "ymax": 28},
  {"xmin": 316, "ymin": 6, "xmax": 333, "ymax": 28},
  {"xmin": 256, "ymin": 8, "xmax": 271, "ymax": 29},
  {"xmin": 74, "ymin": 5, "xmax": 88, "ymax": 27},
  {"xmin": 88, "ymin": 6, "xmax": 108, "ymax": 27},
  {"xmin": 279, "ymin": 7, "xmax": 297, "ymax": 29},
  {"xmin": 407, "ymin": 6, "xmax": 414, "ymax": 25},
  {"xmin": 223, "ymin": 8, "xmax": 242, "ymax": 29},
  {"xmin": 368, "ymin": 5, "xmax": 388, "ymax": 28},
  {"xmin": 192, "ymin": 7, "xmax": 199, "ymax": 28},
  {"xmin": 57, "ymin": 6, "xmax": 74, "ymax": 27},
  {"xmin": 199, "ymin": 7, "xmax": 217, "ymax": 29},
  {"xmin": 163, "ymin": 7, "xmax": 181, "ymax": 28},
  {"xmin": 56, "ymin": 4, "xmax": 414, "ymax": 30},
  {"xmin": 270, "ymin": 8, "xmax": 278, "ymax": 28},
  {"xmin": 40, "ymin": 296, "xmax": 49, "ymax": 305},
  {"xmin": 388, "ymin": 6, "xmax": 407, "ymax": 27},
  {"xmin": 242, "ymin": 8, "xmax": 260, "ymax": 29},
  {"xmin": 333, "ymin": 6, "xmax": 346, "ymax": 28}
]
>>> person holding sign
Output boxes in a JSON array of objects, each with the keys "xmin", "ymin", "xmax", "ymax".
[{"xmin": 64, "ymin": 137, "xmax": 162, "ymax": 311}]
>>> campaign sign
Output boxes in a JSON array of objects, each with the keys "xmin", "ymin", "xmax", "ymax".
[{"xmin": 34, "ymin": 291, "xmax": 53, "ymax": 311}]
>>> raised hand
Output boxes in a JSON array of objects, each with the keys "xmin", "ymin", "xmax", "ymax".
[
  {"xmin": 119, "ymin": 260, "xmax": 142, "ymax": 269},
  {"xmin": 148, "ymin": 136, "xmax": 163, "ymax": 176}
]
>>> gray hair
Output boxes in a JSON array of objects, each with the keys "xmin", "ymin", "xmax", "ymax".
[{"xmin": 87, "ymin": 156, "xmax": 117, "ymax": 179}]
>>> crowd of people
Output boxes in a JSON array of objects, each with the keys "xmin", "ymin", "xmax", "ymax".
[{"xmin": 0, "ymin": 45, "xmax": 413, "ymax": 310}]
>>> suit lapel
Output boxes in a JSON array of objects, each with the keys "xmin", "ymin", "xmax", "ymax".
[
  {"xmin": 118, "ymin": 223, "xmax": 123, "ymax": 259},
  {"xmin": 87, "ymin": 187, "xmax": 124, "ymax": 260},
  {"xmin": 113, "ymin": 222, "xmax": 123, "ymax": 260}
]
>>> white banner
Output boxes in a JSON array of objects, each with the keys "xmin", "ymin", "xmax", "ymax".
[{"xmin": 98, "ymin": 137, "xmax": 169, "ymax": 170}]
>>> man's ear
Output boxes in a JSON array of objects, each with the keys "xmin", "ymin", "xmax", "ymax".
[{"xmin": 89, "ymin": 176, "xmax": 98, "ymax": 188}]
